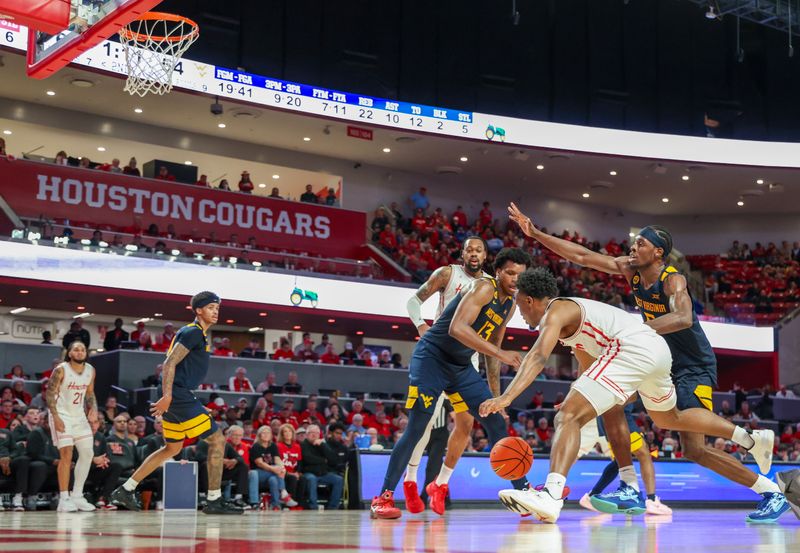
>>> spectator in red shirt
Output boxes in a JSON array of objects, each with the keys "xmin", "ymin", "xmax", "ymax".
[
  {"xmin": 535, "ymin": 417, "xmax": 550, "ymax": 443},
  {"xmin": 272, "ymin": 338, "xmax": 294, "ymax": 360},
  {"xmin": 293, "ymin": 342, "xmax": 319, "ymax": 363},
  {"xmin": 0, "ymin": 399, "xmax": 16, "ymax": 429},
  {"xmin": 4, "ymin": 364, "xmax": 27, "ymax": 380},
  {"xmin": 358, "ymin": 349, "xmax": 374, "ymax": 367},
  {"xmin": 276, "ymin": 423, "xmax": 304, "ymax": 506},
  {"xmin": 277, "ymin": 400, "xmax": 299, "ymax": 429},
  {"xmin": 238, "ymin": 171, "xmax": 254, "ymax": 193},
  {"xmin": 452, "ymin": 205, "xmax": 468, "ymax": 229},
  {"xmin": 131, "ymin": 322, "xmax": 152, "ymax": 350},
  {"xmin": 213, "ymin": 337, "xmax": 235, "ymax": 357},
  {"xmin": 370, "ymin": 410, "xmax": 395, "ymax": 441},
  {"xmin": 346, "ymin": 400, "xmax": 372, "ymax": 427},
  {"xmin": 410, "ymin": 209, "xmax": 428, "ymax": 233},
  {"xmin": 478, "ymin": 201, "xmax": 492, "ymax": 228},
  {"xmin": 251, "ymin": 400, "xmax": 272, "ymax": 431},
  {"xmin": 195, "ymin": 174, "xmax": 210, "ymax": 187},
  {"xmin": 153, "ymin": 323, "xmax": 175, "ymax": 352},
  {"xmin": 299, "ymin": 396, "xmax": 326, "ymax": 427},
  {"xmin": 123, "ymin": 157, "xmax": 140, "ymax": 176},
  {"xmin": 227, "ymin": 425, "xmax": 251, "ymax": 466},
  {"xmin": 378, "ymin": 224, "xmax": 398, "ymax": 254},
  {"xmin": 155, "ymin": 166, "xmax": 175, "ymax": 181},
  {"xmin": 11, "ymin": 379, "xmax": 31, "ymax": 406},
  {"xmin": 228, "ymin": 367, "xmax": 254, "ymax": 393},
  {"xmin": 320, "ymin": 344, "xmax": 341, "ymax": 365}
]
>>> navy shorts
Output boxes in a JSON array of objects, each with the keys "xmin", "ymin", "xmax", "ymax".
[
  {"xmin": 159, "ymin": 388, "xmax": 217, "ymax": 443},
  {"xmin": 597, "ymin": 403, "xmax": 639, "ymax": 436},
  {"xmin": 674, "ymin": 372, "xmax": 715, "ymax": 411},
  {"xmin": 405, "ymin": 341, "xmax": 491, "ymax": 416}
]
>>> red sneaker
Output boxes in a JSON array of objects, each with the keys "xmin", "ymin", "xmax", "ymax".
[
  {"xmin": 404, "ymin": 481, "xmax": 425, "ymax": 513},
  {"xmin": 425, "ymin": 481, "xmax": 449, "ymax": 516},
  {"xmin": 371, "ymin": 491, "xmax": 402, "ymax": 520}
]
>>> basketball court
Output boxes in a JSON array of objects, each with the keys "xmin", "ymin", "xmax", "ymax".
[{"xmin": 0, "ymin": 509, "xmax": 797, "ymax": 553}]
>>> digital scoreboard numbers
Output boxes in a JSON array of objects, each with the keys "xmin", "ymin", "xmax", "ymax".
[{"xmin": 211, "ymin": 67, "xmax": 474, "ymax": 137}]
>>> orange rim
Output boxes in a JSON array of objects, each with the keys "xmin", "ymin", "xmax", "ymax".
[{"xmin": 119, "ymin": 12, "xmax": 199, "ymax": 43}]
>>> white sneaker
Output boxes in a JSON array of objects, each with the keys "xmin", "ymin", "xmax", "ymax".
[
  {"xmin": 57, "ymin": 496, "xmax": 78, "ymax": 512},
  {"xmin": 579, "ymin": 493, "xmax": 598, "ymax": 512},
  {"xmin": 645, "ymin": 496, "xmax": 672, "ymax": 515},
  {"xmin": 499, "ymin": 489, "xmax": 563, "ymax": 523},
  {"xmin": 71, "ymin": 495, "xmax": 97, "ymax": 512},
  {"xmin": 749, "ymin": 429, "xmax": 775, "ymax": 474}
]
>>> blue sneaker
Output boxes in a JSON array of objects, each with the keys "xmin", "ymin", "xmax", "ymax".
[
  {"xmin": 589, "ymin": 483, "xmax": 646, "ymax": 515},
  {"xmin": 745, "ymin": 492, "xmax": 789, "ymax": 524}
]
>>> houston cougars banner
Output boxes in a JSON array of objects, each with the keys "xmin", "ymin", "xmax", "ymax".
[{"xmin": 0, "ymin": 157, "xmax": 366, "ymax": 258}]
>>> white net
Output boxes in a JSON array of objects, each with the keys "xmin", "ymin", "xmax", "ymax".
[{"xmin": 119, "ymin": 14, "xmax": 199, "ymax": 97}]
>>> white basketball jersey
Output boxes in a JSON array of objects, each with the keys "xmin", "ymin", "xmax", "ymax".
[
  {"xmin": 55, "ymin": 362, "xmax": 94, "ymax": 418},
  {"xmin": 435, "ymin": 264, "xmax": 491, "ymax": 371},
  {"xmin": 553, "ymin": 297, "xmax": 658, "ymax": 358}
]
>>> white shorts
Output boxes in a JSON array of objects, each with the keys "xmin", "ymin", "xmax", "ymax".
[
  {"xmin": 576, "ymin": 418, "xmax": 611, "ymax": 457},
  {"xmin": 573, "ymin": 332, "xmax": 676, "ymax": 416},
  {"xmin": 49, "ymin": 413, "xmax": 92, "ymax": 448}
]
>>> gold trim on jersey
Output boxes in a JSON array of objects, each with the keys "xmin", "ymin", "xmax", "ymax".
[
  {"xmin": 693, "ymin": 384, "xmax": 713, "ymax": 411},
  {"xmin": 447, "ymin": 392, "xmax": 469, "ymax": 413},
  {"xmin": 405, "ymin": 385, "xmax": 419, "ymax": 409}
]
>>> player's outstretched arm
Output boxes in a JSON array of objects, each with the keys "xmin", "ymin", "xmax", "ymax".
[
  {"xmin": 485, "ymin": 303, "xmax": 517, "ymax": 397},
  {"xmin": 407, "ymin": 265, "xmax": 452, "ymax": 336},
  {"xmin": 645, "ymin": 273, "xmax": 694, "ymax": 334},
  {"xmin": 479, "ymin": 307, "xmax": 564, "ymax": 417},
  {"xmin": 151, "ymin": 343, "xmax": 190, "ymax": 416},
  {"xmin": 508, "ymin": 202, "xmax": 629, "ymax": 275},
  {"xmin": 448, "ymin": 280, "xmax": 521, "ymax": 368}
]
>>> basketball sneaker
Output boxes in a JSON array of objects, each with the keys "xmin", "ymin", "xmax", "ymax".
[
  {"xmin": 56, "ymin": 496, "xmax": 78, "ymax": 512},
  {"xmin": 498, "ymin": 488, "xmax": 563, "ymax": 523},
  {"xmin": 280, "ymin": 494, "xmax": 298, "ymax": 508},
  {"xmin": 645, "ymin": 496, "xmax": 672, "ymax": 515},
  {"xmin": 579, "ymin": 493, "xmax": 599, "ymax": 512},
  {"xmin": 71, "ymin": 494, "xmax": 97, "ymax": 512},
  {"xmin": 203, "ymin": 497, "xmax": 244, "ymax": 515},
  {"xmin": 370, "ymin": 490, "xmax": 402, "ymax": 520},
  {"xmin": 589, "ymin": 483, "xmax": 646, "ymax": 515},
  {"xmin": 109, "ymin": 486, "xmax": 142, "ymax": 511},
  {"xmin": 745, "ymin": 492, "xmax": 789, "ymax": 523},
  {"xmin": 425, "ymin": 481, "xmax": 448, "ymax": 516},
  {"xmin": 403, "ymin": 481, "xmax": 425, "ymax": 513},
  {"xmin": 748, "ymin": 429, "xmax": 775, "ymax": 475}
]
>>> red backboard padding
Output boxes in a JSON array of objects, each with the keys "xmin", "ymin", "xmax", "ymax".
[{"xmin": 0, "ymin": 0, "xmax": 70, "ymax": 34}]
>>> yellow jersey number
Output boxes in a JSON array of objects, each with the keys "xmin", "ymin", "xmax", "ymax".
[
  {"xmin": 477, "ymin": 321, "xmax": 496, "ymax": 341},
  {"xmin": 643, "ymin": 312, "xmax": 656, "ymax": 321}
]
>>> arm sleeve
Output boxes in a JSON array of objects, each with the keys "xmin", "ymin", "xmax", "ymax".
[{"xmin": 406, "ymin": 294, "xmax": 426, "ymax": 327}]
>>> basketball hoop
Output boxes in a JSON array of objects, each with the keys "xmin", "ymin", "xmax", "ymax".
[{"xmin": 118, "ymin": 12, "xmax": 199, "ymax": 97}]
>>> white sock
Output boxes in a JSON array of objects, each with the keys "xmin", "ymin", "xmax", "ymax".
[
  {"xmin": 123, "ymin": 478, "xmax": 139, "ymax": 492},
  {"xmin": 234, "ymin": 494, "xmax": 242, "ymax": 500},
  {"xmin": 619, "ymin": 466, "xmax": 640, "ymax": 492},
  {"xmin": 751, "ymin": 475, "xmax": 780, "ymax": 495},
  {"xmin": 732, "ymin": 426, "xmax": 755, "ymax": 449},
  {"xmin": 405, "ymin": 463, "xmax": 419, "ymax": 483},
  {"xmin": 60, "ymin": 491, "xmax": 69, "ymax": 500},
  {"xmin": 436, "ymin": 465, "xmax": 454, "ymax": 486},
  {"xmin": 544, "ymin": 473, "xmax": 567, "ymax": 499},
  {"xmin": 280, "ymin": 490, "xmax": 288, "ymax": 499},
  {"xmin": 207, "ymin": 489, "xmax": 222, "ymax": 501},
  {"xmin": 12, "ymin": 493, "xmax": 22, "ymax": 505}
]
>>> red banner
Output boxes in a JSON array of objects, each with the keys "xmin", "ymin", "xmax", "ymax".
[{"xmin": 0, "ymin": 157, "xmax": 366, "ymax": 259}]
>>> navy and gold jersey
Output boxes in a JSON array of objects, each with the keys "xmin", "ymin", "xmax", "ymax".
[
  {"xmin": 631, "ymin": 266, "xmax": 717, "ymax": 383},
  {"xmin": 160, "ymin": 321, "xmax": 211, "ymax": 399},
  {"xmin": 422, "ymin": 277, "xmax": 513, "ymax": 365}
]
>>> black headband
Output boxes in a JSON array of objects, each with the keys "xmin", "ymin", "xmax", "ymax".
[
  {"xmin": 192, "ymin": 293, "xmax": 221, "ymax": 310},
  {"xmin": 639, "ymin": 226, "xmax": 671, "ymax": 258}
]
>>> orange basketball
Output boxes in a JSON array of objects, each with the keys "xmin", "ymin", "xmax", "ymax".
[{"xmin": 490, "ymin": 436, "xmax": 533, "ymax": 480}]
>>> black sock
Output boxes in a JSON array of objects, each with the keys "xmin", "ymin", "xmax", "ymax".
[
  {"xmin": 590, "ymin": 460, "xmax": 619, "ymax": 496},
  {"xmin": 647, "ymin": 493, "xmax": 656, "ymax": 501}
]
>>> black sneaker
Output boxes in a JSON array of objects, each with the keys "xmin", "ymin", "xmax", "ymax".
[
  {"xmin": 231, "ymin": 498, "xmax": 250, "ymax": 510},
  {"xmin": 203, "ymin": 497, "xmax": 244, "ymax": 515},
  {"xmin": 110, "ymin": 486, "xmax": 142, "ymax": 511}
]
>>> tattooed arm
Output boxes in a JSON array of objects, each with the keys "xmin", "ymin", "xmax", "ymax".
[
  {"xmin": 85, "ymin": 369, "xmax": 98, "ymax": 422},
  {"xmin": 150, "ymin": 343, "xmax": 190, "ymax": 417},
  {"xmin": 46, "ymin": 365, "xmax": 65, "ymax": 433},
  {"xmin": 407, "ymin": 265, "xmax": 452, "ymax": 336}
]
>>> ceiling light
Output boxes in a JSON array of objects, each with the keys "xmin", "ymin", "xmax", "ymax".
[
  {"xmin": 248, "ymin": 327, "xmax": 262, "ymax": 332},
  {"xmin": 756, "ymin": 179, "xmax": 764, "ymax": 185},
  {"xmin": 327, "ymin": 318, "xmax": 336, "ymax": 323},
  {"xmin": 356, "ymin": 330, "xmax": 364, "ymax": 335},
  {"xmin": 507, "ymin": 335, "xmax": 515, "ymax": 341},
  {"xmin": 521, "ymin": 346, "xmax": 530, "ymax": 351},
  {"xmin": 133, "ymin": 317, "xmax": 152, "ymax": 324},
  {"xmin": 225, "ymin": 319, "xmax": 234, "ymax": 324},
  {"xmin": 682, "ymin": 175, "xmax": 690, "ymax": 181},
  {"xmin": 737, "ymin": 200, "xmax": 744, "ymax": 206},
  {"xmin": 382, "ymin": 147, "xmax": 391, "ymax": 153},
  {"xmin": 582, "ymin": 193, "xmax": 590, "ymax": 198},
  {"xmin": 536, "ymin": 164, "xmax": 544, "ymax": 170},
  {"xmin": 252, "ymin": 261, "xmax": 262, "ymax": 267},
  {"xmin": 292, "ymin": 325, "xmax": 301, "ymax": 330},
  {"xmin": 272, "ymin": 174, "xmax": 280, "ymax": 179},
  {"xmin": 391, "ymin": 324, "xmax": 399, "ymax": 330},
  {"xmin": 661, "ymin": 197, "xmax": 670, "ymax": 203},
  {"xmin": 154, "ymin": 313, "xmax": 163, "ymax": 317},
  {"xmin": 19, "ymin": 290, "xmax": 29, "ymax": 294},
  {"xmin": 609, "ymin": 171, "xmax": 617, "ymax": 176},
  {"xmin": 106, "ymin": 298, "xmax": 115, "ymax": 302},
  {"xmin": 303, "ymin": 137, "xmax": 311, "ymax": 142},
  {"xmin": 73, "ymin": 312, "xmax": 92, "ymax": 319},
  {"xmin": 10, "ymin": 307, "xmax": 29, "ymax": 314},
  {"xmin": 460, "ymin": 156, "xmax": 469, "ymax": 162},
  {"xmin": 705, "ymin": 5, "xmax": 717, "ymax": 19},
  {"xmin": 259, "ymin": 312, "xmax": 268, "ymax": 316},
  {"xmin": 184, "ymin": 161, "xmax": 192, "ymax": 165},
  {"xmin": 258, "ymin": 183, "xmax": 266, "ymax": 188},
  {"xmin": 77, "ymin": 306, "xmax": 85, "ymax": 311},
  {"xmin": 629, "ymin": 232, "xmax": 635, "ymax": 237},
  {"xmin": 2, "ymin": 130, "xmax": 11, "ymax": 135},
  {"xmin": 97, "ymin": 147, "xmax": 106, "ymax": 152},
  {"xmin": 46, "ymin": 90, "xmax": 56, "ymax": 96},
  {"xmin": 217, "ymin": 122, "xmax": 226, "ymax": 128},
  {"xmin": 134, "ymin": 108, "xmax": 143, "ymax": 114}
]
